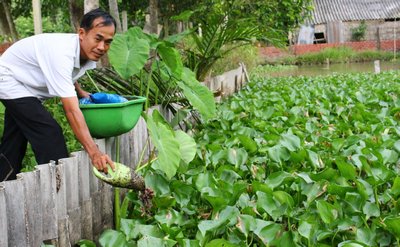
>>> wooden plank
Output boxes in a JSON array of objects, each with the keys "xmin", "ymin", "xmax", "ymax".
[
  {"xmin": 68, "ymin": 207, "xmax": 82, "ymax": 245},
  {"xmin": 4, "ymin": 178, "xmax": 28, "ymax": 247},
  {"xmin": 19, "ymin": 170, "xmax": 42, "ymax": 247},
  {"xmin": 87, "ymin": 150, "xmax": 100, "ymax": 194},
  {"xmin": 37, "ymin": 162, "xmax": 58, "ymax": 240},
  {"xmin": 130, "ymin": 119, "xmax": 146, "ymax": 168},
  {"xmin": 117, "ymin": 134, "xmax": 130, "ymax": 167},
  {"xmin": 105, "ymin": 136, "xmax": 117, "ymax": 161},
  {"xmin": 73, "ymin": 151, "xmax": 91, "ymax": 203},
  {"xmin": 0, "ymin": 184, "xmax": 8, "ymax": 247},
  {"xmin": 56, "ymin": 217, "xmax": 70, "ymax": 247},
  {"xmin": 101, "ymin": 185, "xmax": 114, "ymax": 230},
  {"xmin": 61, "ymin": 156, "xmax": 80, "ymax": 210},
  {"xmin": 55, "ymin": 162, "xmax": 67, "ymax": 219},
  {"xmin": 91, "ymin": 191, "xmax": 103, "ymax": 243},
  {"xmin": 81, "ymin": 199, "xmax": 93, "ymax": 241}
]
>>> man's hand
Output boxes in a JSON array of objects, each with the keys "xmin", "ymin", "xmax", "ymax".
[
  {"xmin": 90, "ymin": 151, "xmax": 115, "ymax": 173},
  {"xmin": 61, "ymin": 96, "xmax": 115, "ymax": 173},
  {"xmin": 74, "ymin": 82, "xmax": 91, "ymax": 99}
]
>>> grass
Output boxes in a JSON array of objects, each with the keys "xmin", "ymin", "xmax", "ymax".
[
  {"xmin": 261, "ymin": 46, "xmax": 399, "ymax": 65},
  {"xmin": 209, "ymin": 44, "xmax": 260, "ymax": 76}
]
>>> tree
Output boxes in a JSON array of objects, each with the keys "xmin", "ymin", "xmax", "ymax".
[
  {"xmin": 69, "ymin": 0, "xmax": 84, "ymax": 32},
  {"xmin": 0, "ymin": 4, "xmax": 11, "ymax": 39},
  {"xmin": 109, "ymin": 0, "xmax": 122, "ymax": 33},
  {"xmin": 148, "ymin": 0, "xmax": 159, "ymax": 35},
  {"xmin": 0, "ymin": 0, "xmax": 18, "ymax": 41},
  {"xmin": 192, "ymin": 0, "xmax": 313, "ymax": 45},
  {"xmin": 32, "ymin": 0, "xmax": 42, "ymax": 34}
]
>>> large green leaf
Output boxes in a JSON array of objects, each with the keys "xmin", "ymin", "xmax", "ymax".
[
  {"xmin": 236, "ymin": 215, "xmax": 256, "ymax": 237},
  {"xmin": 198, "ymin": 206, "xmax": 240, "ymax": 236},
  {"xmin": 145, "ymin": 110, "xmax": 181, "ymax": 179},
  {"xmin": 338, "ymin": 241, "xmax": 368, "ymax": 247},
  {"xmin": 268, "ymin": 144, "xmax": 290, "ymax": 163},
  {"xmin": 253, "ymin": 220, "xmax": 282, "ymax": 245},
  {"xmin": 176, "ymin": 67, "xmax": 216, "ymax": 121},
  {"xmin": 226, "ymin": 148, "xmax": 248, "ymax": 168},
  {"xmin": 174, "ymin": 130, "xmax": 196, "ymax": 164},
  {"xmin": 256, "ymin": 191, "xmax": 282, "ymax": 220},
  {"xmin": 137, "ymin": 236, "xmax": 171, "ymax": 247},
  {"xmin": 99, "ymin": 229, "xmax": 129, "ymax": 247},
  {"xmin": 205, "ymin": 239, "xmax": 236, "ymax": 247},
  {"xmin": 280, "ymin": 133, "xmax": 301, "ymax": 151},
  {"xmin": 157, "ymin": 43, "xmax": 183, "ymax": 78},
  {"xmin": 298, "ymin": 220, "xmax": 313, "ymax": 240},
  {"xmin": 316, "ymin": 200, "xmax": 338, "ymax": 224},
  {"xmin": 384, "ymin": 217, "xmax": 400, "ymax": 239},
  {"xmin": 76, "ymin": 240, "xmax": 96, "ymax": 247},
  {"xmin": 120, "ymin": 219, "xmax": 163, "ymax": 240},
  {"xmin": 108, "ymin": 28, "xmax": 150, "ymax": 80},
  {"xmin": 336, "ymin": 158, "xmax": 356, "ymax": 180}
]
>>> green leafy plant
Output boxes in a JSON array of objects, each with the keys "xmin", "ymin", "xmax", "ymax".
[
  {"xmin": 210, "ymin": 44, "xmax": 260, "ymax": 76},
  {"xmin": 102, "ymin": 26, "xmax": 215, "ymax": 178},
  {"xmin": 90, "ymin": 70, "xmax": 400, "ymax": 246},
  {"xmin": 351, "ymin": 21, "xmax": 367, "ymax": 41},
  {"xmin": 86, "ymin": 27, "xmax": 215, "ymax": 122},
  {"xmin": 178, "ymin": 11, "xmax": 261, "ymax": 81}
]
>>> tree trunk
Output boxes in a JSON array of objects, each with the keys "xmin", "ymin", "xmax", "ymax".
[
  {"xmin": 69, "ymin": 0, "xmax": 83, "ymax": 32},
  {"xmin": 84, "ymin": 0, "xmax": 99, "ymax": 14},
  {"xmin": 109, "ymin": 0, "xmax": 122, "ymax": 33},
  {"xmin": 149, "ymin": 0, "xmax": 159, "ymax": 35},
  {"xmin": 32, "ymin": 0, "xmax": 42, "ymax": 34},
  {"xmin": 1, "ymin": 0, "xmax": 18, "ymax": 41},
  {"xmin": 0, "ymin": 3, "xmax": 11, "ymax": 37},
  {"xmin": 121, "ymin": 10, "xmax": 128, "ymax": 32},
  {"xmin": 163, "ymin": 17, "xmax": 169, "ymax": 37}
]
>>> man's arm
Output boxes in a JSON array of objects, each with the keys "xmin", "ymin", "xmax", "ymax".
[
  {"xmin": 74, "ymin": 82, "xmax": 91, "ymax": 98},
  {"xmin": 61, "ymin": 96, "xmax": 114, "ymax": 172}
]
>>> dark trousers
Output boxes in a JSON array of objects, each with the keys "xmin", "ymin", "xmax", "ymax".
[{"xmin": 0, "ymin": 97, "xmax": 69, "ymax": 181}]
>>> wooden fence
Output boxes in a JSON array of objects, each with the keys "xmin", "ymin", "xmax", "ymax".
[
  {"xmin": 0, "ymin": 65, "xmax": 248, "ymax": 247},
  {"xmin": 203, "ymin": 63, "xmax": 249, "ymax": 102}
]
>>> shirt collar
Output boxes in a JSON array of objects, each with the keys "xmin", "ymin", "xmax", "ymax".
[
  {"xmin": 74, "ymin": 36, "xmax": 81, "ymax": 69},
  {"xmin": 74, "ymin": 35, "xmax": 96, "ymax": 70}
]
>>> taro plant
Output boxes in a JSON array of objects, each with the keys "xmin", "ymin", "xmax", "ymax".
[
  {"xmin": 86, "ymin": 27, "xmax": 215, "ymax": 123},
  {"xmin": 103, "ymin": 26, "xmax": 215, "ymax": 177},
  {"xmin": 77, "ymin": 26, "xmax": 215, "ymax": 241}
]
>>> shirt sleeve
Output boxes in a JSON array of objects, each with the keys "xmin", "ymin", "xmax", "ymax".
[{"xmin": 35, "ymin": 37, "xmax": 77, "ymax": 98}]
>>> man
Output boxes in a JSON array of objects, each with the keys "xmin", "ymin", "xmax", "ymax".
[{"xmin": 0, "ymin": 8, "xmax": 115, "ymax": 181}]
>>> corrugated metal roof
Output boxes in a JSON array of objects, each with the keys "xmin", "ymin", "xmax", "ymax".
[{"xmin": 312, "ymin": 0, "xmax": 400, "ymax": 24}]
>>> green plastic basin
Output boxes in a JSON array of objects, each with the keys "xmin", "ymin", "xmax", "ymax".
[{"xmin": 80, "ymin": 96, "xmax": 146, "ymax": 138}]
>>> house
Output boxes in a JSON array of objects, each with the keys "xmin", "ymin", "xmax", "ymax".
[{"xmin": 298, "ymin": 0, "xmax": 400, "ymax": 44}]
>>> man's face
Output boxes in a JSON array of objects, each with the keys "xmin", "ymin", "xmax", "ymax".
[{"xmin": 79, "ymin": 17, "xmax": 115, "ymax": 62}]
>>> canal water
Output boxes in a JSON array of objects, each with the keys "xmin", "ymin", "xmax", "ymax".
[{"xmin": 268, "ymin": 60, "xmax": 400, "ymax": 77}]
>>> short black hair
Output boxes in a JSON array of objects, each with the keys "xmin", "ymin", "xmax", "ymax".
[{"xmin": 80, "ymin": 8, "xmax": 116, "ymax": 32}]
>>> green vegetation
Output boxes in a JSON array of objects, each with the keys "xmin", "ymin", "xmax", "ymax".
[
  {"xmin": 14, "ymin": 12, "xmax": 73, "ymax": 38},
  {"xmin": 79, "ymin": 71, "xmax": 400, "ymax": 246},
  {"xmin": 249, "ymin": 64, "xmax": 298, "ymax": 78},
  {"xmin": 264, "ymin": 46, "xmax": 398, "ymax": 65},
  {"xmin": 351, "ymin": 21, "xmax": 368, "ymax": 41},
  {"xmin": 209, "ymin": 44, "xmax": 260, "ymax": 76}
]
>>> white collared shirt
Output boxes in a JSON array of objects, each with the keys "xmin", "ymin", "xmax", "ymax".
[{"xmin": 0, "ymin": 33, "xmax": 96, "ymax": 100}]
